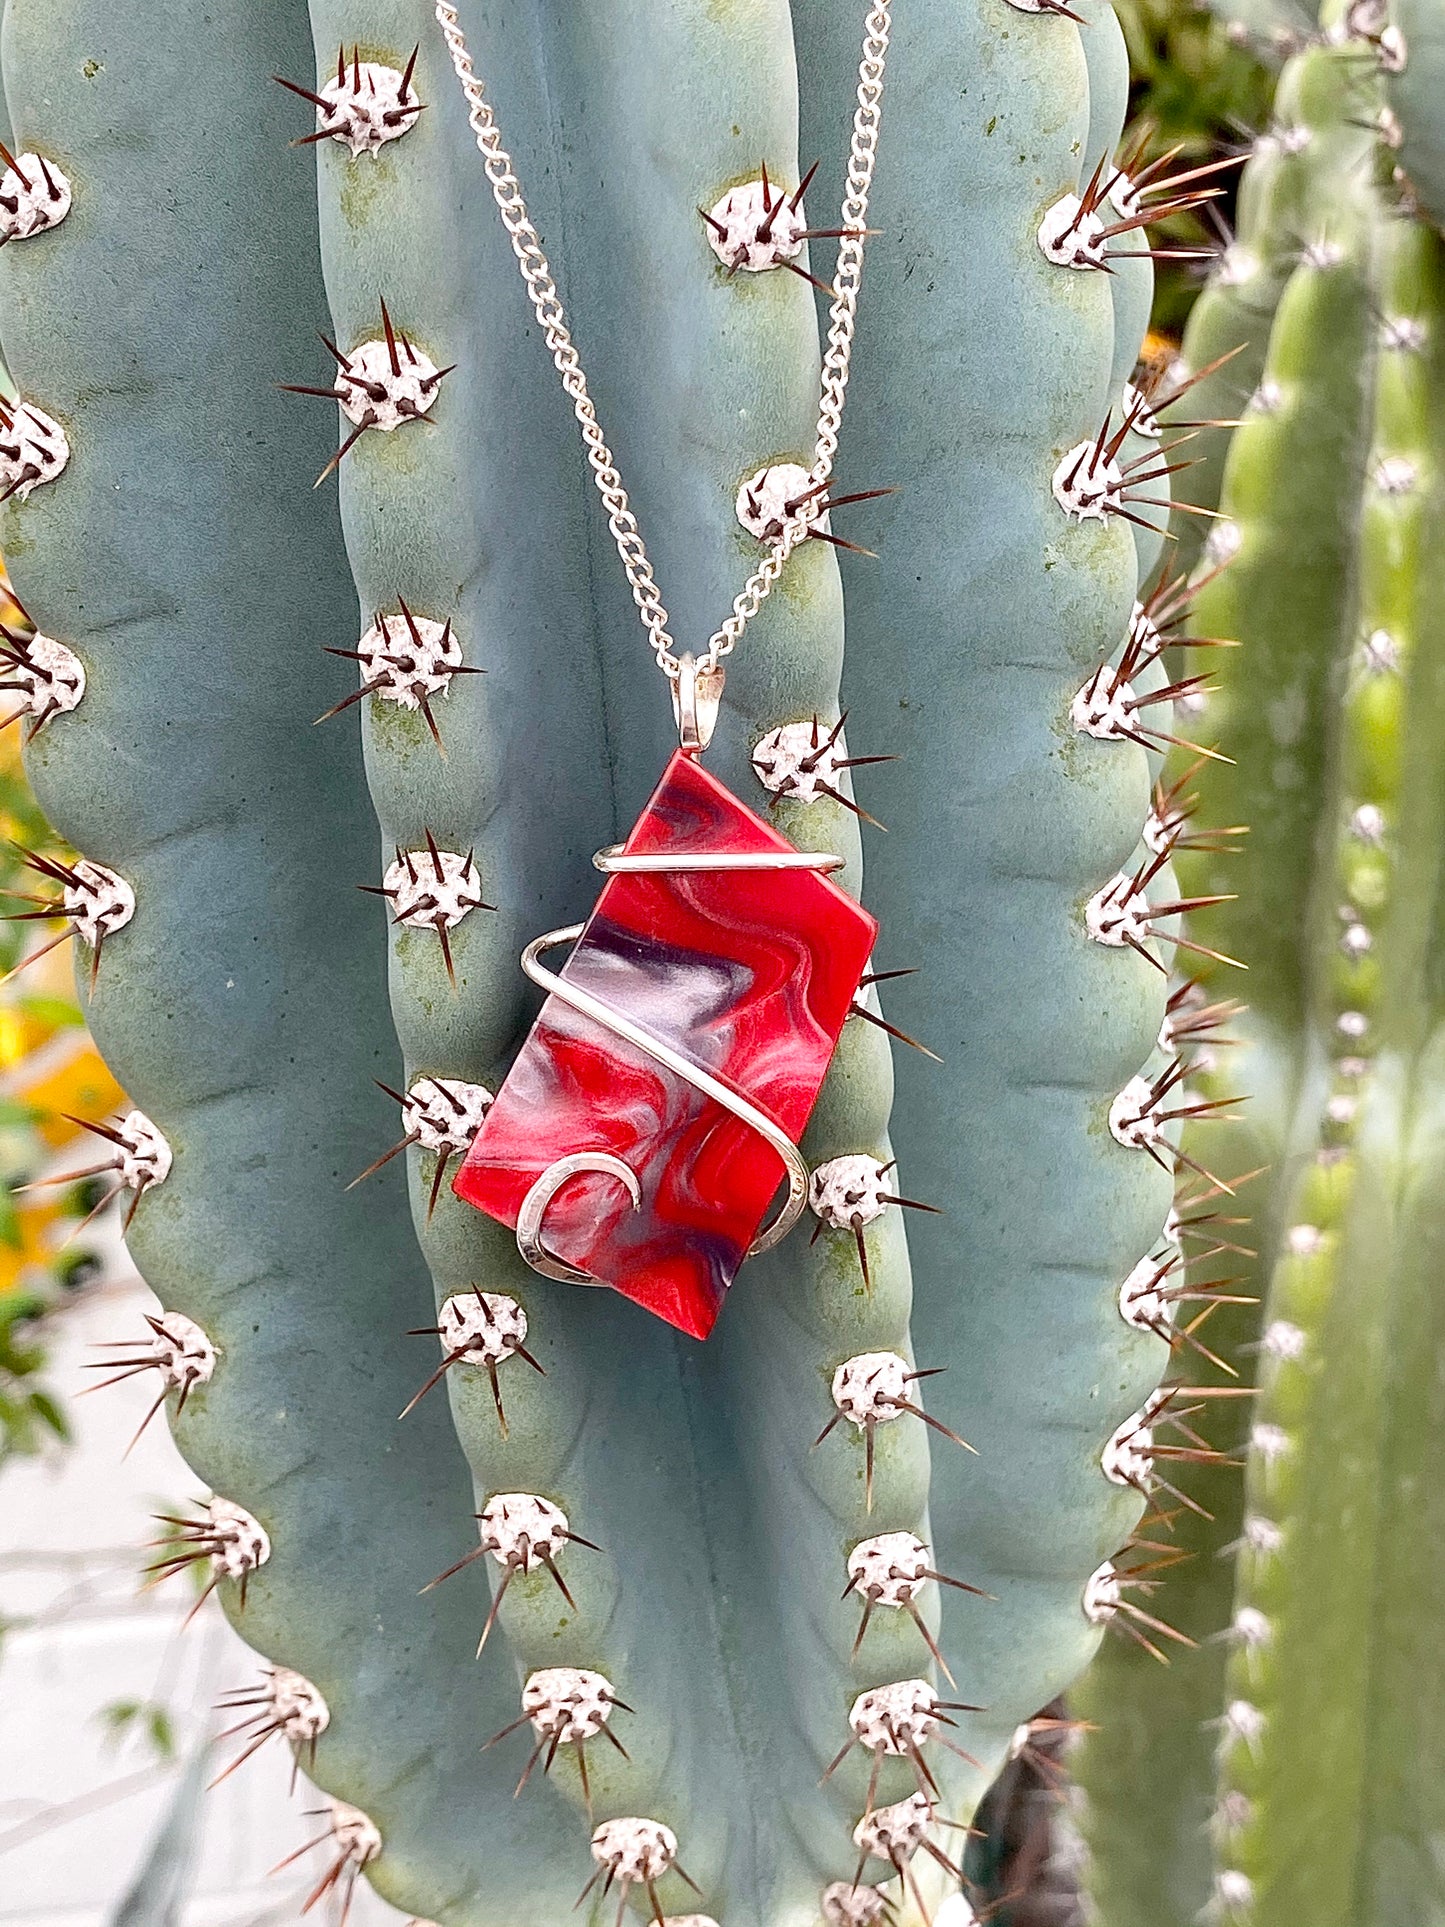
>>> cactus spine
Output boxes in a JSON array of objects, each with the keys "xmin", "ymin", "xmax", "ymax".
[{"xmin": 0, "ymin": 5, "xmax": 604, "ymax": 1918}]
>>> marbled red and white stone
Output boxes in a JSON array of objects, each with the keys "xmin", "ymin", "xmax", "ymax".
[{"xmin": 454, "ymin": 751, "xmax": 877, "ymax": 1338}]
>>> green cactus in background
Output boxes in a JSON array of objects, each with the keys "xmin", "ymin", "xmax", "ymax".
[
  {"xmin": 1108, "ymin": 0, "xmax": 1276, "ymax": 338},
  {"xmin": 1199, "ymin": 174, "xmax": 1445, "ymax": 1927},
  {"xmin": 1072, "ymin": 4, "xmax": 1445, "ymax": 1922},
  {"xmin": 1205, "ymin": 0, "xmax": 1318, "ymax": 61},
  {"xmin": 0, "ymin": 0, "xmax": 1333, "ymax": 1922}
]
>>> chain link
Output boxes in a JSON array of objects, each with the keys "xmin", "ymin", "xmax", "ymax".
[{"xmin": 433, "ymin": 0, "xmax": 892, "ymax": 682}]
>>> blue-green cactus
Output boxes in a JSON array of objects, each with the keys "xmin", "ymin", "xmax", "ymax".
[
  {"xmin": 0, "ymin": 1, "xmax": 1256, "ymax": 1921},
  {"xmin": 1071, "ymin": 7, "xmax": 1445, "ymax": 1922},
  {"xmin": 797, "ymin": 0, "xmax": 1181, "ymax": 1776}
]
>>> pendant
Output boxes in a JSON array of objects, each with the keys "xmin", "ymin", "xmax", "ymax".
[{"xmin": 453, "ymin": 748, "xmax": 878, "ymax": 1338}]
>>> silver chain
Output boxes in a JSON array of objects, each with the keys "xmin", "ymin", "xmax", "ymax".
[{"xmin": 433, "ymin": 0, "xmax": 892, "ymax": 683}]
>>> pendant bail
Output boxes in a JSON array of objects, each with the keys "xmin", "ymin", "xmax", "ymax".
[{"xmin": 672, "ymin": 653, "xmax": 725, "ymax": 753}]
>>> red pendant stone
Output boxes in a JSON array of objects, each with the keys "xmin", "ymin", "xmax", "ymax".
[{"xmin": 453, "ymin": 750, "xmax": 878, "ymax": 1338}]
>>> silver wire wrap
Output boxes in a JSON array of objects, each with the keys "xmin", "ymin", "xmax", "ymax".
[
  {"xmin": 511, "ymin": 838, "xmax": 845, "ymax": 1283},
  {"xmin": 432, "ymin": 0, "xmax": 894, "ymax": 690},
  {"xmin": 517, "ymin": 1152, "xmax": 642, "ymax": 1285}
]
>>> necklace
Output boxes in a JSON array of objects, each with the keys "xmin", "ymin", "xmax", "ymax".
[{"xmin": 440, "ymin": 0, "xmax": 894, "ymax": 1338}]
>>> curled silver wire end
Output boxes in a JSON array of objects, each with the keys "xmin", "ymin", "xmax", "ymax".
[
  {"xmin": 514, "ymin": 899, "xmax": 816, "ymax": 1282},
  {"xmin": 516, "ymin": 1152, "xmax": 643, "ymax": 1283}
]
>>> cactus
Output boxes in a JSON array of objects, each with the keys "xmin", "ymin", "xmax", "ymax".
[
  {"xmin": 0, "ymin": 13, "xmax": 581, "ymax": 1924},
  {"xmin": 1389, "ymin": 0, "xmax": 1445, "ymax": 229},
  {"xmin": 1206, "ymin": 0, "xmax": 1318, "ymax": 62},
  {"xmin": 1201, "ymin": 189, "xmax": 1445, "ymax": 1927},
  {"xmin": 1, "ymin": 1, "xmax": 1263, "ymax": 1922},
  {"xmin": 1163, "ymin": 33, "xmax": 1384, "ymax": 575},
  {"xmin": 1072, "ymin": 6, "xmax": 1445, "ymax": 1923}
]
